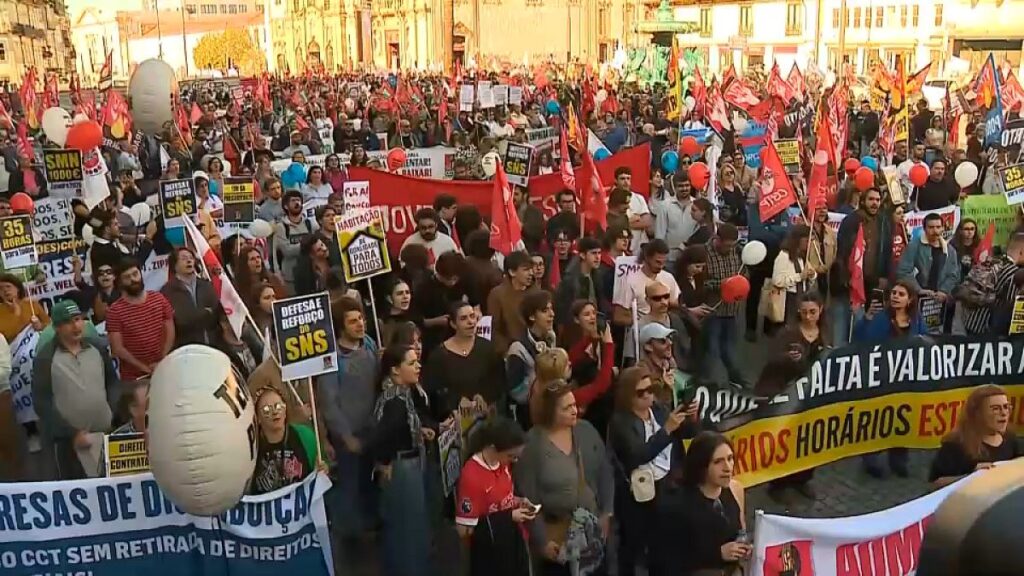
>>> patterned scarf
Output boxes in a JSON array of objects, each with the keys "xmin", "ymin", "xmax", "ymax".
[{"xmin": 374, "ymin": 377, "xmax": 423, "ymax": 449}]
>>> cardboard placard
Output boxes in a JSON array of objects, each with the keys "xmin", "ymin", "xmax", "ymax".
[
  {"xmin": 882, "ymin": 165, "xmax": 906, "ymax": 206},
  {"xmin": 998, "ymin": 163, "xmax": 1024, "ymax": 205},
  {"xmin": 477, "ymin": 81, "xmax": 494, "ymax": 109},
  {"xmin": 0, "ymin": 215, "xmax": 37, "ymax": 270},
  {"xmin": 272, "ymin": 292, "xmax": 339, "ymax": 381},
  {"xmin": 221, "ymin": 178, "xmax": 255, "ymax": 224},
  {"xmin": 342, "ymin": 180, "xmax": 370, "ymax": 213},
  {"xmin": 504, "ymin": 142, "xmax": 533, "ymax": 187},
  {"xmin": 159, "ymin": 178, "xmax": 197, "ymax": 229},
  {"xmin": 104, "ymin": 433, "xmax": 149, "ymax": 477},
  {"xmin": 509, "ymin": 86, "xmax": 523, "ymax": 106},
  {"xmin": 43, "ymin": 149, "xmax": 84, "ymax": 197},
  {"xmin": 775, "ymin": 139, "xmax": 800, "ymax": 174},
  {"xmin": 336, "ymin": 207, "xmax": 393, "ymax": 283},
  {"xmin": 1010, "ymin": 295, "xmax": 1024, "ymax": 335},
  {"xmin": 438, "ymin": 418, "xmax": 461, "ymax": 497},
  {"xmin": 919, "ymin": 296, "xmax": 944, "ymax": 335},
  {"xmin": 493, "ymin": 84, "xmax": 509, "ymax": 106},
  {"xmin": 459, "ymin": 84, "xmax": 475, "ymax": 112},
  {"xmin": 32, "ymin": 197, "xmax": 74, "ymax": 241}
]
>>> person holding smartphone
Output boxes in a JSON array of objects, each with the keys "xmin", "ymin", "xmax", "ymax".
[{"xmin": 608, "ymin": 367, "xmax": 698, "ymax": 576}]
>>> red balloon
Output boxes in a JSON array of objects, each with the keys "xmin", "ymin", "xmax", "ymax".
[
  {"xmin": 909, "ymin": 164, "xmax": 929, "ymax": 187},
  {"xmin": 688, "ymin": 162, "xmax": 710, "ymax": 189},
  {"xmin": 843, "ymin": 157, "xmax": 861, "ymax": 174},
  {"xmin": 10, "ymin": 192, "xmax": 33, "ymax": 214},
  {"xmin": 679, "ymin": 136, "xmax": 699, "ymax": 157},
  {"xmin": 721, "ymin": 275, "xmax": 750, "ymax": 304},
  {"xmin": 64, "ymin": 120, "xmax": 103, "ymax": 152},
  {"xmin": 854, "ymin": 166, "xmax": 875, "ymax": 191},
  {"xmin": 386, "ymin": 148, "xmax": 407, "ymax": 171}
]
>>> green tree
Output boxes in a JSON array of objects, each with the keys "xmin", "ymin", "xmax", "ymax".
[{"xmin": 192, "ymin": 29, "xmax": 264, "ymax": 75}]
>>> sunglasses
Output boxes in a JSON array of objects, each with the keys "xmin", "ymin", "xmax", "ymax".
[
  {"xmin": 649, "ymin": 293, "xmax": 671, "ymax": 302},
  {"xmin": 260, "ymin": 402, "xmax": 286, "ymax": 416},
  {"xmin": 98, "ymin": 269, "xmax": 114, "ymax": 276},
  {"xmin": 635, "ymin": 387, "xmax": 654, "ymax": 398}
]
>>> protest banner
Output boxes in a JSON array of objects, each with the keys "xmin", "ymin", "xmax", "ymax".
[
  {"xmin": 342, "ymin": 181, "xmax": 370, "ymax": 212},
  {"xmin": 998, "ymin": 162, "xmax": 1024, "ymax": 205},
  {"xmin": 222, "ymin": 178, "xmax": 256, "ymax": 224},
  {"xmin": 336, "ymin": 207, "xmax": 392, "ymax": 283},
  {"xmin": 740, "ymin": 121, "xmax": 769, "ymax": 168},
  {"xmin": 919, "ymin": 296, "xmax": 944, "ymax": 335},
  {"xmin": 0, "ymin": 472, "xmax": 334, "ymax": 576},
  {"xmin": 504, "ymin": 142, "xmax": 533, "ymax": 187},
  {"xmin": 692, "ymin": 335, "xmax": 1024, "ymax": 486},
  {"xmin": 775, "ymin": 139, "xmax": 800, "ymax": 174},
  {"xmin": 32, "ymin": 197, "xmax": 74, "ymax": 241},
  {"xmin": 438, "ymin": 418, "xmax": 462, "ymax": 497},
  {"xmin": 751, "ymin": 474, "xmax": 966, "ymax": 576},
  {"xmin": 1011, "ymin": 296, "xmax": 1024, "ymax": 335},
  {"xmin": 962, "ymin": 194, "xmax": 1018, "ymax": 247},
  {"xmin": 366, "ymin": 147, "xmax": 456, "ymax": 179},
  {"xmin": 476, "ymin": 315, "xmax": 493, "ymax": 340},
  {"xmin": 526, "ymin": 126, "xmax": 558, "ymax": 153},
  {"xmin": 9, "ymin": 325, "xmax": 38, "ymax": 424},
  {"xmin": 0, "ymin": 214, "xmax": 37, "ymax": 270},
  {"xmin": 42, "ymin": 148, "xmax": 84, "ymax": 197},
  {"xmin": 509, "ymin": 86, "xmax": 523, "ymax": 106},
  {"xmin": 493, "ymin": 84, "xmax": 509, "ymax": 106},
  {"xmin": 459, "ymin": 84, "xmax": 475, "ymax": 112},
  {"xmin": 160, "ymin": 178, "xmax": 198, "ymax": 229},
  {"xmin": 477, "ymin": 81, "xmax": 494, "ymax": 108},
  {"xmin": 272, "ymin": 292, "xmax": 338, "ymax": 381},
  {"xmin": 105, "ymin": 433, "xmax": 150, "ymax": 477},
  {"xmin": 612, "ymin": 254, "xmax": 642, "ymax": 306}
]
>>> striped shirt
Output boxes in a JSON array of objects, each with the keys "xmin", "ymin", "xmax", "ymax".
[
  {"xmin": 704, "ymin": 240, "xmax": 745, "ymax": 317},
  {"xmin": 106, "ymin": 291, "xmax": 174, "ymax": 381},
  {"xmin": 962, "ymin": 257, "xmax": 1021, "ymax": 334}
]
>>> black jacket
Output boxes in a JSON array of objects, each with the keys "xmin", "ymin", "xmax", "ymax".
[
  {"xmin": 831, "ymin": 210, "xmax": 892, "ymax": 297},
  {"xmin": 160, "ymin": 275, "xmax": 220, "ymax": 347},
  {"xmin": 467, "ymin": 509, "xmax": 531, "ymax": 576},
  {"xmin": 554, "ymin": 258, "xmax": 606, "ymax": 327},
  {"xmin": 607, "ymin": 403, "xmax": 695, "ymax": 488}
]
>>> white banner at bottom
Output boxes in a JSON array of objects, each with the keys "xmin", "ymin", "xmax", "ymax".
[{"xmin": 751, "ymin": 475, "xmax": 969, "ymax": 576}]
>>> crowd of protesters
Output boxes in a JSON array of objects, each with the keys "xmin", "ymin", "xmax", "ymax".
[{"xmin": 0, "ymin": 58, "xmax": 1020, "ymax": 576}]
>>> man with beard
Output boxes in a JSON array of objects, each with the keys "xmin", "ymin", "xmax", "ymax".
[
  {"xmin": 33, "ymin": 300, "xmax": 119, "ymax": 480},
  {"xmin": 916, "ymin": 158, "xmax": 960, "ymax": 211},
  {"xmin": 161, "ymin": 247, "xmax": 220, "ymax": 348},
  {"xmin": 106, "ymin": 258, "xmax": 175, "ymax": 382},
  {"xmin": 400, "ymin": 207, "xmax": 458, "ymax": 268},
  {"xmin": 652, "ymin": 177, "xmax": 697, "ymax": 267},
  {"xmin": 897, "ymin": 141, "xmax": 927, "ymax": 201},
  {"xmin": 831, "ymin": 188, "xmax": 892, "ymax": 345},
  {"xmin": 271, "ymin": 189, "xmax": 316, "ymax": 294}
]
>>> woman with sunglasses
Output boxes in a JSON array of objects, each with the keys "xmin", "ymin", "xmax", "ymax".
[
  {"xmin": 250, "ymin": 387, "xmax": 317, "ymax": 495},
  {"xmin": 71, "ymin": 255, "xmax": 120, "ymax": 324}
]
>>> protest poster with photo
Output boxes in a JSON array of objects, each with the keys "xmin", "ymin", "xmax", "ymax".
[
  {"xmin": 0, "ymin": 215, "xmax": 37, "ymax": 270},
  {"xmin": 882, "ymin": 165, "xmax": 906, "ymax": 206},
  {"xmin": 438, "ymin": 419, "xmax": 462, "ymax": 496},
  {"xmin": 918, "ymin": 296, "xmax": 944, "ymax": 335},
  {"xmin": 459, "ymin": 84, "xmax": 475, "ymax": 112},
  {"xmin": 42, "ymin": 148, "xmax": 83, "ymax": 197},
  {"xmin": 336, "ymin": 207, "xmax": 392, "ymax": 283},
  {"xmin": 493, "ymin": 84, "xmax": 509, "ymax": 106},
  {"xmin": 272, "ymin": 292, "xmax": 338, "ymax": 381},
  {"xmin": 775, "ymin": 139, "xmax": 800, "ymax": 174},
  {"xmin": 504, "ymin": 142, "xmax": 533, "ymax": 187},
  {"xmin": 104, "ymin": 433, "xmax": 150, "ymax": 477},
  {"xmin": 998, "ymin": 162, "xmax": 1024, "ymax": 205},
  {"xmin": 32, "ymin": 197, "xmax": 74, "ymax": 242},
  {"xmin": 343, "ymin": 180, "xmax": 370, "ymax": 212},
  {"xmin": 222, "ymin": 177, "xmax": 256, "ymax": 224},
  {"xmin": 159, "ymin": 178, "xmax": 197, "ymax": 229},
  {"xmin": 477, "ymin": 81, "xmax": 494, "ymax": 108}
]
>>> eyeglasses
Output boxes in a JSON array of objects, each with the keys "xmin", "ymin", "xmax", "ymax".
[
  {"xmin": 634, "ymin": 387, "xmax": 654, "ymax": 398},
  {"xmin": 260, "ymin": 402, "xmax": 286, "ymax": 416},
  {"xmin": 649, "ymin": 293, "xmax": 671, "ymax": 302},
  {"xmin": 98, "ymin": 269, "xmax": 114, "ymax": 276}
]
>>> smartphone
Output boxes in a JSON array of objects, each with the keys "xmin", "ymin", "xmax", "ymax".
[
  {"xmin": 596, "ymin": 312, "xmax": 608, "ymax": 334},
  {"xmin": 870, "ymin": 288, "xmax": 885, "ymax": 307},
  {"xmin": 531, "ymin": 504, "xmax": 542, "ymax": 514}
]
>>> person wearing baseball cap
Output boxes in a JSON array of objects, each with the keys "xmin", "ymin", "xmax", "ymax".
[
  {"xmin": 32, "ymin": 299, "xmax": 119, "ymax": 480},
  {"xmin": 636, "ymin": 322, "xmax": 678, "ymax": 406}
]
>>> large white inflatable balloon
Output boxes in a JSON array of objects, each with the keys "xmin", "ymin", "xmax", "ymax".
[
  {"xmin": 249, "ymin": 218, "xmax": 273, "ymax": 239},
  {"xmin": 481, "ymin": 151, "xmax": 500, "ymax": 178},
  {"xmin": 129, "ymin": 59, "xmax": 179, "ymax": 135},
  {"xmin": 41, "ymin": 107, "xmax": 72, "ymax": 146},
  {"xmin": 129, "ymin": 202, "xmax": 152, "ymax": 226},
  {"xmin": 954, "ymin": 162, "xmax": 979, "ymax": 188},
  {"xmin": 741, "ymin": 240, "xmax": 767, "ymax": 266},
  {"xmin": 148, "ymin": 345, "xmax": 256, "ymax": 516}
]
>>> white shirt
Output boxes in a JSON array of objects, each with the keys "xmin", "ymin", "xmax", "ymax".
[
  {"xmin": 643, "ymin": 409, "xmax": 672, "ymax": 481},
  {"xmin": 400, "ymin": 231, "xmax": 459, "ymax": 268},
  {"xmin": 198, "ymin": 193, "xmax": 224, "ymax": 215},
  {"xmin": 614, "ymin": 268, "xmax": 680, "ymax": 316},
  {"xmin": 302, "ymin": 182, "xmax": 334, "ymax": 202},
  {"xmin": 627, "ymin": 192, "xmax": 651, "ymax": 255}
]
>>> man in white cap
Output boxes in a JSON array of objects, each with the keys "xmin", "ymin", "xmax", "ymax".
[{"xmin": 637, "ymin": 322, "xmax": 679, "ymax": 406}]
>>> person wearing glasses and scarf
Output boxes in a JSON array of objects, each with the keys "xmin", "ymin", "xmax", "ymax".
[{"xmin": 250, "ymin": 386, "xmax": 317, "ymax": 496}]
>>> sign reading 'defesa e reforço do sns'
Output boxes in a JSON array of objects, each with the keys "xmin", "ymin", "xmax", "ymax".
[
  {"xmin": 159, "ymin": 178, "xmax": 198, "ymax": 229},
  {"xmin": 272, "ymin": 292, "xmax": 339, "ymax": 381}
]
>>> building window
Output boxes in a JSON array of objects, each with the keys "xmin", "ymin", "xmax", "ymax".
[
  {"xmin": 220, "ymin": 4, "xmax": 228, "ymax": 13},
  {"xmin": 0, "ymin": 42, "xmax": 6, "ymax": 62},
  {"xmin": 186, "ymin": 4, "xmax": 196, "ymax": 13},
  {"xmin": 853, "ymin": 7, "xmax": 861, "ymax": 28},
  {"xmin": 720, "ymin": 49, "xmax": 732, "ymax": 71},
  {"xmin": 598, "ymin": 7, "xmax": 609, "ymax": 36},
  {"xmin": 323, "ymin": 0, "xmax": 330, "ymax": 9},
  {"xmin": 257, "ymin": 4, "xmax": 264, "ymax": 12},
  {"xmin": 875, "ymin": 7, "xmax": 882, "ymax": 27},
  {"xmin": 900, "ymin": 5, "xmax": 907, "ymax": 27},
  {"xmin": 294, "ymin": 0, "xmax": 301, "ymax": 10},
  {"xmin": 934, "ymin": 4, "xmax": 942, "ymax": 25},
  {"xmin": 912, "ymin": 5, "xmax": 919, "ymax": 26},
  {"xmin": 739, "ymin": 5, "xmax": 752, "ymax": 36},
  {"xmin": 785, "ymin": 2, "xmax": 801, "ymax": 35},
  {"xmin": 832, "ymin": 8, "xmax": 839, "ymax": 28},
  {"xmin": 700, "ymin": 7, "xmax": 711, "ymax": 37},
  {"xmin": 229, "ymin": 4, "xmax": 237, "ymax": 13},
  {"xmin": 929, "ymin": 49, "xmax": 942, "ymax": 67},
  {"xmin": 748, "ymin": 54, "xmax": 763, "ymax": 69}
]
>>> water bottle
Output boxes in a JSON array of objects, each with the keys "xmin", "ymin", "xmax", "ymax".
[{"xmin": 735, "ymin": 528, "xmax": 751, "ymax": 545}]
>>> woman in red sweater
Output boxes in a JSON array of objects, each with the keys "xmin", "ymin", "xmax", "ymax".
[{"xmin": 557, "ymin": 300, "xmax": 617, "ymax": 436}]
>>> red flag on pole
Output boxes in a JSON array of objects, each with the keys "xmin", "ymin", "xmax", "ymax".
[
  {"xmin": 974, "ymin": 222, "xmax": 996, "ymax": 264},
  {"xmin": 559, "ymin": 125, "xmax": 575, "ymax": 190},
  {"xmin": 807, "ymin": 111, "xmax": 835, "ymax": 211},
  {"xmin": 757, "ymin": 141, "xmax": 798, "ymax": 222},
  {"xmin": 189, "ymin": 102, "xmax": 203, "ymax": 124},
  {"xmin": 849, "ymin": 225, "xmax": 866, "ymax": 308},
  {"xmin": 98, "ymin": 51, "xmax": 113, "ymax": 91},
  {"xmin": 489, "ymin": 160, "xmax": 523, "ymax": 255}
]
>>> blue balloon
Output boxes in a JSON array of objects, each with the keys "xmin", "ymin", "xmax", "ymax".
[
  {"xmin": 661, "ymin": 150, "xmax": 679, "ymax": 173},
  {"xmin": 593, "ymin": 148, "xmax": 612, "ymax": 161},
  {"xmin": 861, "ymin": 156, "xmax": 879, "ymax": 172},
  {"xmin": 545, "ymin": 99, "xmax": 561, "ymax": 115},
  {"xmin": 281, "ymin": 162, "xmax": 307, "ymax": 189}
]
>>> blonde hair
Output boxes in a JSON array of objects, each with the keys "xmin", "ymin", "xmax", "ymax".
[{"xmin": 536, "ymin": 348, "xmax": 570, "ymax": 384}]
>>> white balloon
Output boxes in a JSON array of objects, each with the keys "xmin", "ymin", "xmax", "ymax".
[
  {"xmin": 249, "ymin": 218, "xmax": 273, "ymax": 239},
  {"xmin": 129, "ymin": 59, "xmax": 180, "ymax": 135},
  {"xmin": 148, "ymin": 345, "xmax": 256, "ymax": 516},
  {"xmin": 481, "ymin": 151, "xmax": 499, "ymax": 178},
  {"xmin": 129, "ymin": 202, "xmax": 152, "ymax": 226},
  {"xmin": 684, "ymin": 96, "xmax": 696, "ymax": 110},
  {"xmin": 81, "ymin": 225, "xmax": 95, "ymax": 246},
  {"xmin": 72, "ymin": 113, "xmax": 90, "ymax": 125},
  {"xmin": 954, "ymin": 161, "xmax": 979, "ymax": 188},
  {"xmin": 813, "ymin": 150, "xmax": 829, "ymax": 166},
  {"xmin": 41, "ymin": 107, "xmax": 72, "ymax": 146},
  {"xmin": 741, "ymin": 240, "xmax": 767, "ymax": 266},
  {"xmin": 595, "ymin": 89, "xmax": 608, "ymax": 104}
]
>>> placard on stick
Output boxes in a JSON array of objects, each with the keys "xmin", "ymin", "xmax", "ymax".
[
  {"xmin": 504, "ymin": 142, "xmax": 533, "ymax": 187},
  {"xmin": 272, "ymin": 292, "xmax": 339, "ymax": 381},
  {"xmin": 159, "ymin": 178, "xmax": 197, "ymax": 229},
  {"xmin": 998, "ymin": 163, "xmax": 1024, "ymax": 205},
  {"xmin": 43, "ymin": 149, "xmax": 83, "ymax": 197},
  {"xmin": 336, "ymin": 207, "xmax": 393, "ymax": 283},
  {"xmin": 222, "ymin": 178, "xmax": 256, "ymax": 224},
  {"xmin": 775, "ymin": 139, "xmax": 800, "ymax": 174},
  {"xmin": 104, "ymin": 433, "xmax": 149, "ymax": 477},
  {"xmin": 0, "ymin": 215, "xmax": 37, "ymax": 270}
]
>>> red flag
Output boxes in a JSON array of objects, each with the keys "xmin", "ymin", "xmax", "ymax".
[
  {"xmin": 42, "ymin": 73, "xmax": 58, "ymax": 110},
  {"xmin": 294, "ymin": 113, "xmax": 310, "ymax": 131},
  {"xmin": 98, "ymin": 51, "xmax": 113, "ymax": 91},
  {"xmin": 705, "ymin": 84, "xmax": 730, "ymax": 135},
  {"xmin": 19, "ymin": 69, "xmax": 39, "ymax": 131},
  {"xmin": 721, "ymin": 64, "xmax": 737, "ymax": 89},
  {"xmin": 16, "ymin": 121, "xmax": 32, "ymax": 160},
  {"xmin": 102, "ymin": 90, "xmax": 133, "ymax": 138},
  {"xmin": 723, "ymin": 79, "xmax": 761, "ymax": 112},
  {"xmin": 0, "ymin": 98, "xmax": 13, "ymax": 130},
  {"xmin": 690, "ymin": 67, "xmax": 707, "ymax": 116},
  {"xmin": 787, "ymin": 64, "xmax": 805, "ymax": 102},
  {"xmin": 974, "ymin": 222, "xmax": 996, "ymax": 264},
  {"xmin": 577, "ymin": 147, "xmax": 607, "ymax": 231},
  {"xmin": 906, "ymin": 63, "xmax": 932, "ymax": 95},
  {"xmin": 807, "ymin": 112, "xmax": 835, "ymax": 211},
  {"xmin": 548, "ymin": 251, "xmax": 561, "ymax": 290},
  {"xmin": 182, "ymin": 216, "xmax": 248, "ymax": 338},
  {"xmin": 757, "ymin": 141, "xmax": 798, "ymax": 222},
  {"xmin": 766, "ymin": 63, "xmax": 792, "ymax": 104},
  {"xmin": 827, "ymin": 82, "xmax": 849, "ymax": 166},
  {"xmin": 189, "ymin": 102, "xmax": 203, "ymax": 124},
  {"xmin": 849, "ymin": 225, "xmax": 866, "ymax": 307},
  {"xmin": 1001, "ymin": 71, "xmax": 1024, "ymax": 113},
  {"xmin": 438, "ymin": 96, "xmax": 450, "ymax": 142},
  {"xmin": 489, "ymin": 160, "xmax": 523, "ymax": 255},
  {"xmin": 559, "ymin": 125, "xmax": 576, "ymax": 191}
]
